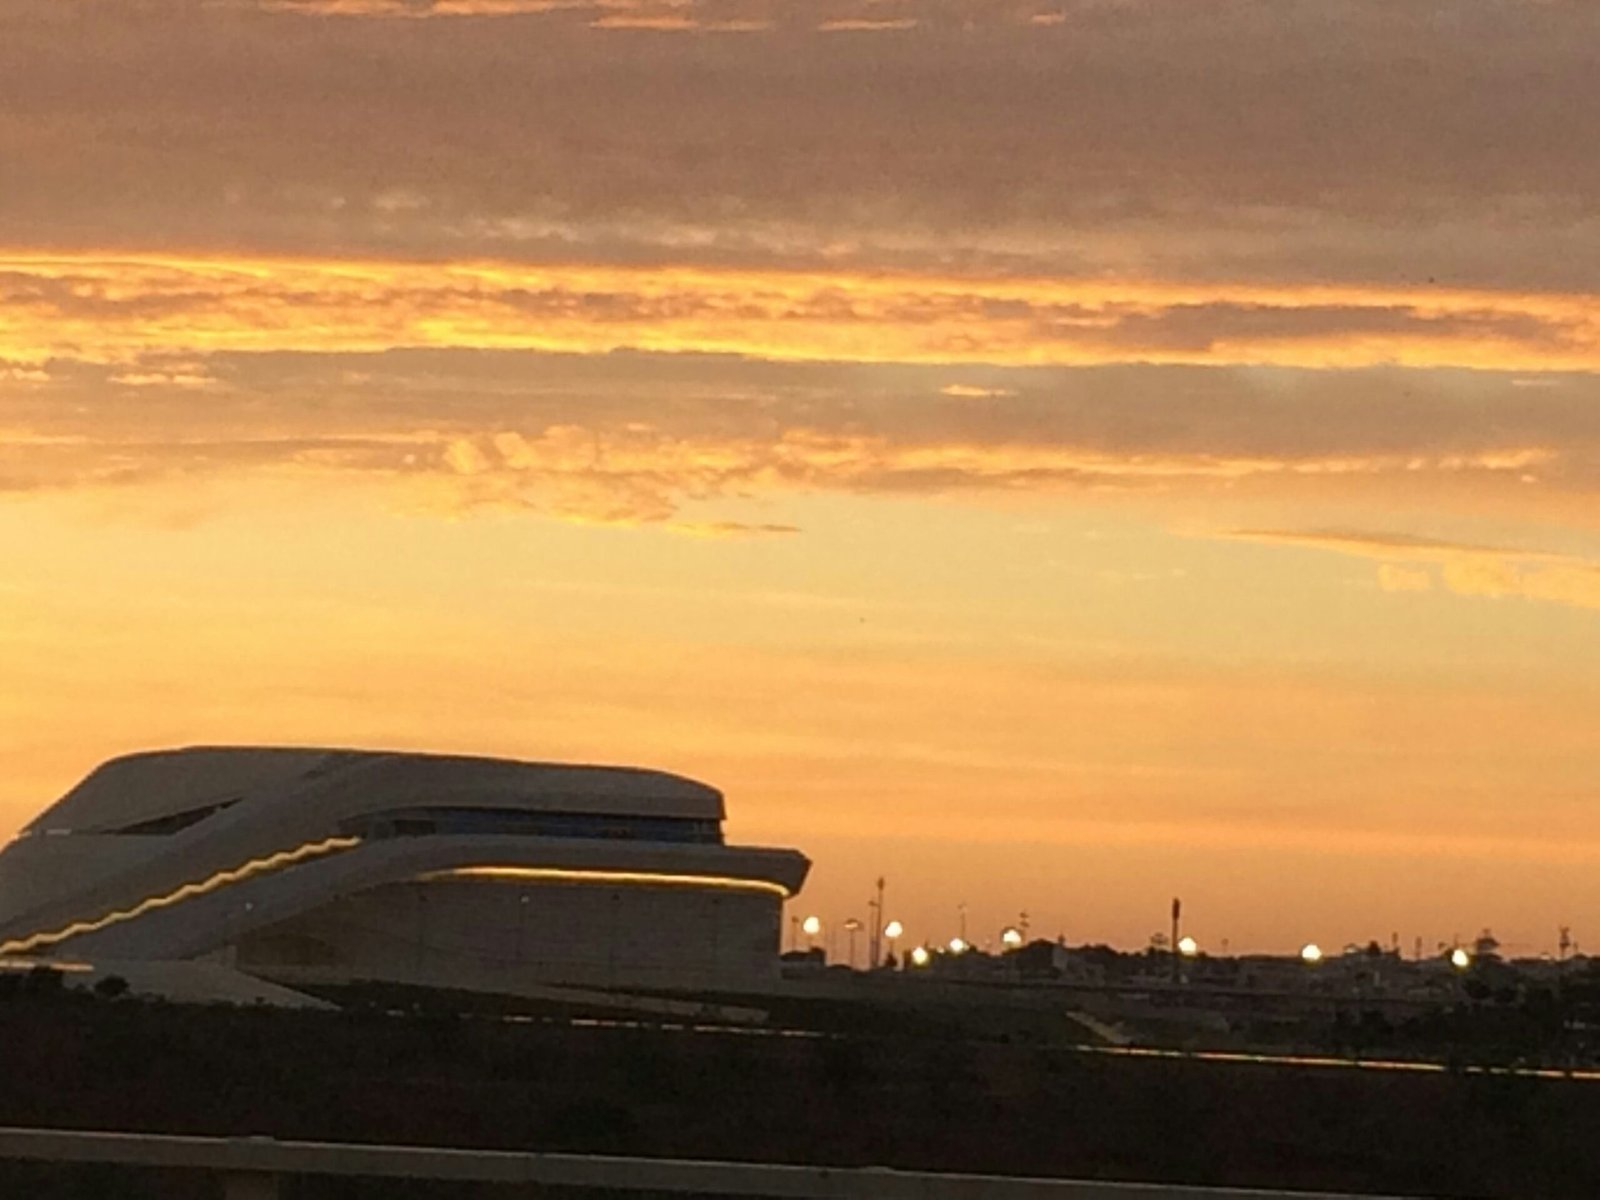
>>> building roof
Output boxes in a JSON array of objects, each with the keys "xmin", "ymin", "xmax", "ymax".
[{"xmin": 28, "ymin": 746, "xmax": 725, "ymax": 835}]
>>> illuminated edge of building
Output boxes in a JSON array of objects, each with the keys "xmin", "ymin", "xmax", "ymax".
[
  {"xmin": 421, "ymin": 866, "xmax": 794, "ymax": 898},
  {"xmin": 0, "ymin": 836, "xmax": 363, "ymax": 956}
]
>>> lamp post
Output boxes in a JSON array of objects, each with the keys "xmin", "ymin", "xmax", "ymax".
[
  {"xmin": 1171, "ymin": 897, "xmax": 1181, "ymax": 983},
  {"xmin": 843, "ymin": 918, "xmax": 863, "ymax": 968},
  {"xmin": 868, "ymin": 877, "xmax": 886, "ymax": 967},
  {"xmin": 883, "ymin": 920, "xmax": 903, "ymax": 966}
]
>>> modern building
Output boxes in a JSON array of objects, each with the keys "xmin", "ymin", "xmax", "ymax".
[{"xmin": 0, "ymin": 747, "xmax": 810, "ymax": 996}]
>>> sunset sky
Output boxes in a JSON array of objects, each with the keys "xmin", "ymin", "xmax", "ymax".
[{"xmin": 3, "ymin": 0, "xmax": 1599, "ymax": 957}]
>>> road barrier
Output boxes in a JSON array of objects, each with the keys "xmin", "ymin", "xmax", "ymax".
[{"xmin": 0, "ymin": 1126, "xmax": 1416, "ymax": 1199}]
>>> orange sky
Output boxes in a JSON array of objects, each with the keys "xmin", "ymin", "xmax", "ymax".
[{"xmin": 2, "ymin": 0, "xmax": 1599, "ymax": 956}]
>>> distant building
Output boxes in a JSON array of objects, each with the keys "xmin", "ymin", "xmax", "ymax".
[
  {"xmin": 1012, "ymin": 940, "xmax": 1108, "ymax": 984},
  {"xmin": 0, "ymin": 747, "xmax": 809, "ymax": 995}
]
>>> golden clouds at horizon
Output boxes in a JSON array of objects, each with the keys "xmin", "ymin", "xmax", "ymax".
[
  {"xmin": 1229, "ymin": 528, "xmax": 1600, "ymax": 614},
  {"xmin": 0, "ymin": 414, "xmax": 1565, "ymax": 538},
  {"xmin": 418, "ymin": 427, "xmax": 1562, "ymax": 525},
  {"xmin": 3, "ymin": 253, "xmax": 1598, "ymax": 372}
]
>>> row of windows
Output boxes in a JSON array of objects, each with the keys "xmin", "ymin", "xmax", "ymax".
[{"xmin": 339, "ymin": 806, "xmax": 723, "ymax": 845}]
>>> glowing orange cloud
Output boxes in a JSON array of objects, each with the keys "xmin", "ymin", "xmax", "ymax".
[{"xmin": 2, "ymin": 252, "xmax": 1597, "ymax": 372}]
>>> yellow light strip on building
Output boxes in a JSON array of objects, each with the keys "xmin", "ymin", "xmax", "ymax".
[
  {"xmin": 421, "ymin": 865, "xmax": 793, "ymax": 898},
  {"xmin": 0, "ymin": 836, "xmax": 362, "ymax": 957},
  {"xmin": 0, "ymin": 958, "xmax": 93, "ymax": 973}
]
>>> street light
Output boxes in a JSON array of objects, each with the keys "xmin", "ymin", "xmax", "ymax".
[
  {"xmin": 802, "ymin": 915, "xmax": 821, "ymax": 950},
  {"xmin": 1177, "ymin": 935, "xmax": 1199, "ymax": 957},
  {"xmin": 1450, "ymin": 947, "xmax": 1471, "ymax": 970},
  {"xmin": 1300, "ymin": 942, "xmax": 1323, "ymax": 964},
  {"xmin": 843, "ymin": 917, "xmax": 863, "ymax": 967},
  {"xmin": 882, "ymin": 919, "xmax": 904, "ymax": 966},
  {"xmin": 1000, "ymin": 926, "xmax": 1024, "ymax": 948},
  {"xmin": 909, "ymin": 945, "xmax": 931, "ymax": 967},
  {"xmin": 948, "ymin": 936, "xmax": 969, "ymax": 954}
]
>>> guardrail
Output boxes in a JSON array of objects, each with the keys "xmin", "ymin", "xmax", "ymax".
[{"xmin": 0, "ymin": 1126, "xmax": 1415, "ymax": 1200}]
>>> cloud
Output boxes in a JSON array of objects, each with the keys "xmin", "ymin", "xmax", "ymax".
[
  {"xmin": 940, "ymin": 384, "xmax": 1017, "ymax": 399},
  {"xmin": 4, "ymin": 352, "xmax": 1598, "ymax": 530},
  {"xmin": 1230, "ymin": 528, "xmax": 1600, "ymax": 613},
  {"xmin": 589, "ymin": 13, "xmax": 701, "ymax": 30},
  {"xmin": 0, "ymin": 364, "xmax": 51, "ymax": 385},
  {"xmin": 3, "ymin": 0, "xmax": 1600, "ymax": 294},
  {"xmin": 3, "ymin": 254, "xmax": 1598, "ymax": 372},
  {"xmin": 817, "ymin": 18, "xmax": 918, "ymax": 32},
  {"xmin": 107, "ymin": 363, "xmax": 218, "ymax": 390},
  {"xmin": 1376, "ymin": 564, "xmax": 1431, "ymax": 593},
  {"xmin": 664, "ymin": 519, "xmax": 801, "ymax": 537},
  {"xmin": 1227, "ymin": 529, "xmax": 1572, "ymax": 565}
]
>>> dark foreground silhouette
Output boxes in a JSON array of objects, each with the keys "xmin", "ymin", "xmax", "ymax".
[{"xmin": 0, "ymin": 977, "xmax": 1597, "ymax": 1199}]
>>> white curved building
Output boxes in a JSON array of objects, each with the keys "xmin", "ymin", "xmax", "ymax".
[{"xmin": 0, "ymin": 748, "xmax": 810, "ymax": 995}]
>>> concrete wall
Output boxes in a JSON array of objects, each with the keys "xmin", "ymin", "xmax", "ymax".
[{"xmin": 237, "ymin": 878, "xmax": 784, "ymax": 993}]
